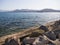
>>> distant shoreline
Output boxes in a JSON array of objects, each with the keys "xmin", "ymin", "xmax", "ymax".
[{"xmin": 1, "ymin": 9, "xmax": 60, "ymax": 13}]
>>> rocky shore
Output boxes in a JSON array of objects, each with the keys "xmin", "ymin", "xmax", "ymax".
[{"xmin": 0, "ymin": 20, "xmax": 60, "ymax": 45}]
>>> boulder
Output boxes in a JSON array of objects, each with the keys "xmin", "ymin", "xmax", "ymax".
[
  {"xmin": 35, "ymin": 42, "xmax": 46, "ymax": 45},
  {"xmin": 22, "ymin": 37, "xmax": 35, "ymax": 45},
  {"xmin": 39, "ymin": 36, "xmax": 51, "ymax": 44},
  {"xmin": 53, "ymin": 30, "xmax": 60, "ymax": 39},
  {"xmin": 33, "ymin": 37, "xmax": 46, "ymax": 45},
  {"xmin": 58, "ymin": 33, "xmax": 60, "ymax": 41},
  {"xmin": 39, "ymin": 25, "xmax": 48, "ymax": 32},
  {"xmin": 33, "ymin": 35, "xmax": 56, "ymax": 45},
  {"xmin": 3, "ymin": 38, "xmax": 19, "ymax": 45},
  {"xmin": 47, "ymin": 41, "xmax": 55, "ymax": 45},
  {"xmin": 45, "ymin": 20, "xmax": 60, "ymax": 31},
  {"xmin": 39, "ymin": 36, "xmax": 44, "ymax": 41},
  {"xmin": 44, "ymin": 31, "xmax": 56, "ymax": 41}
]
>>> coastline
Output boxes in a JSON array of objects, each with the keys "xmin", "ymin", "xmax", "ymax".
[
  {"xmin": 0, "ymin": 26, "xmax": 39, "ymax": 44},
  {"xmin": 0, "ymin": 20, "xmax": 60, "ymax": 45}
]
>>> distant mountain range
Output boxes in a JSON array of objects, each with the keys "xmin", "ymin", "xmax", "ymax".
[
  {"xmin": 1, "ymin": 9, "xmax": 60, "ymax": 12},
  {"xmin": 40, "ymin": 9, "xmax": 60, "ymax": 12}
]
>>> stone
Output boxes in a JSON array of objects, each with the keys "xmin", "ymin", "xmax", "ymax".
[
  {"xmin": 3, "ymin": 38, "xmax": 19, "ymax": 45},
  {"xmin": 22, "ymin": 37, "xmax": 35, "ymax": 45},
  {"xmin": 33, "ymin": 35, "xmax": 50, "ymax": 45},
  {"xmin": 35, "ymin": 42, "xmax": 46, "ymax": 45},
  {"xmin": 47, "ymin": 41, "xmax": 55, "ymax": 45},
  {"xmin": 58, "ymin": 33, "xmax": 60, "ymax": 41},
  {"xmin": 39, "ymin": 25, "xmax": 48, "ymax": 32},
  {"xmin": 53, "ymin": 30, "xmax": 60, "ymax": 39},
  {"xmin": 44, "ymin": 31, "xmax": 56, "ymax": 41}
]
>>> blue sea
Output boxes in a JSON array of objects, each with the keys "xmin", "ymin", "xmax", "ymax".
[{"xmin": 0, "ymin": 12, "xmax": 60, "ymax": 36}]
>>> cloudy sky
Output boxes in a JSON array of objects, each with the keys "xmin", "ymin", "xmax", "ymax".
[{"xmin": 0, "ymin": 0, "xmax": 60, "ymax": 10}]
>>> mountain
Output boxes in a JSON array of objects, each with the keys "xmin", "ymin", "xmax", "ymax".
[
  {"xmin": 1, "ymin": 9, "xmax": 60, "ymax": 12},
  {"xmin": 39, "ymin": 9, "xmax": 60, "ymax": 12},
  {"xmin": 12, "ymin": 9, "xmax": 60, "ymax": 12},
  {"xmin": 12, "ymin": 9, "xmax": 39, "ymax": 12}
]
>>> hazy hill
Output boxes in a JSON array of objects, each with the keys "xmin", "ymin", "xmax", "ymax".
[
  {"xmin": 1, "ymin": 9, "xmax": 60, "ymax": 12},
  {"xmin": 11, "ymin": 9, "xmax": 60, "ymax": 12},
  {"xmin": 40, "ymin": 9, "xmax": 60, "ymax": 12}
]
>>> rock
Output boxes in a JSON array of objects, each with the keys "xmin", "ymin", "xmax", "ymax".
[
  {"xmin": 34, "ymin": 42, "xmax": 46, "ymax": 45},
  {"xmin": 44, "ymin": 31, "xmax": 56, "ymax": 41},
  {"xmin": 22, "ymin": 37, "xmax": 35, "ymax": 45},
  {"xmin": 33, "ymin": 35, "xmax": 50, "ymax": 45},
  {"xmin": 53, "ymin": 30, "xmax": 60, "ymax": 39},
  {"xmin": 47, "ymin": 41, "xmax": 55, "ymax": 45},
  {"xmin": 58, "ymin": 33, "xmax": 60, "ymax": 41},
  {"xmin": 39, "ymin": 25, "xmax": 48, "ymax": 32},
  {"xmin": 33, "ymin": 37, "xmax": 46, "ymax": 45},
  {"xmin": 54, "ymin": 20, "xmax": 60, "ymax": 26},
  {"xmin": 43, "ymin": 35, "xmax": 55, "ymax": 45},
  {"xmin": 45, "ymin": 20, "xmax": 60, "ymax": 31},
  {"xmin": 39, "ymin": 36, "xmax": 44, "ymax": 41},
  {"xmin": 39, "ymin": 36, "xmax": 51, "ymax": 44},
  {"xmin": 3, "ymin": 37, "xmax": 19, "ymax": 45}
]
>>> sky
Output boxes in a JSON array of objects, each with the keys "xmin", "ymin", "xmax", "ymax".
[{"xmin": 0, "ymin": 0, "xmax": 60, "ymax": 10}]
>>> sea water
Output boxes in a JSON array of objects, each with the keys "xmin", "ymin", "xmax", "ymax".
[{"xmin": 0, "ymin": 12, "xmax": 60, "ymax": 36}]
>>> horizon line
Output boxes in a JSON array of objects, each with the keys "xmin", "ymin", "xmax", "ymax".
[{"xmin": 0, "ymin": 8, "xmax": 60, "ymax": 11}]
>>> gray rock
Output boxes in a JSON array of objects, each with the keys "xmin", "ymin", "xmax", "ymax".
[
  {"xmin": 39, "ymin": 25, "xmax": 48, "ymax": 32},
  {"xmin": 3, "ymin": 38, "xmax": 19, "ymax": 45},
  {"xmin": 22, "ymin": 37, "xmax": 35, "ymax": 45},
  {"xmin": 47, "ymin": 41, "xmax": 55, "ymax": 45},
  {"xmin": 54, "ymin": 30, "xmax": 60, "ymax": 39},
  {"xmin": 35, "ymin": 42, "xmax": 46, "ymax": 45},
  {"xmin": 58, "ymin": 33, "xmax": 60, "ymax": 41},
  {"xmin": 44, "ymin": 31, "xmax": 56, "ymax": 41}
]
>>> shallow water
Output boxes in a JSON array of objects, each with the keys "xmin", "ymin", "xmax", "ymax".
[{"xmin": 0, "ymin": 12, "xmax": 60, "ymax": 36}]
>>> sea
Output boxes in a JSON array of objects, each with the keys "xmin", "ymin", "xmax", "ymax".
[{"xmin": 0, "ymin": 12, "xmax": 60, "ymax": 36}]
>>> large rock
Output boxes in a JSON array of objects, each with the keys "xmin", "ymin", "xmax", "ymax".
[
  {"xmin": 39, "ymin": 25, "xmax": 49, "ymax": 32},
  {"xmin": 3, "ymin": 37, "xmax": 20, "ymax": 45},
  {"xmin": 45, "ymin": 20, "xmax": 60, "ymax": 31},
  {"xmin": 44, "ymin": 31, "xmax": 56, "ymax": 41},
  {"xmin": 47, "ymin": 41, "xmax": 55, "ymax": 45},
  {"xmin": 33, "ymin": 37, "xmax": 46, "ymax": 45},
  {"xmin": 58, "ymin": 33, "xmax": 60, "ymax": 41},
  {"xmin": 33, "ymin": 35, "xmax": 55, "ymax": 45},
  {"xmin": 53, "ymin": 30, "xmax": 60, "ymax": 39},
  {"xmin": 22, "ymin": 37, "xmax": 35, "ymax": 45}
]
